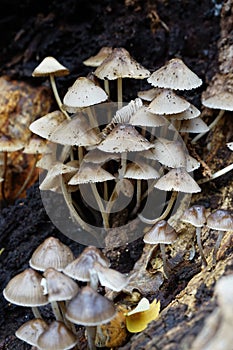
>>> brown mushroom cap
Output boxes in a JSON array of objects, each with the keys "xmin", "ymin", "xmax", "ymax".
[
  {"xmin": 42, "ymin": 268, "xmax": 79, "ymax": 302},
  {"xmin": 83, "ymin": 46, "xmax": 113, "ymax": 67},
  {"xmin": 32, "ymin": 56, "xmax": 69, "ymax": 77},
  {"xmin": 65, "ymin": 286, "xmax": 116, "ymax": 326},
  {"xmin": 37, "ymin": 320, "xmax": 77, "ymax": 350},
  {"xmin": 29, "ymin": 237, "xmax": 74, "ymax": 272},
  {"xmin": 147, "ymin": 58, "xmax": 202, "ymax": 90},
  {"xmin": 3, "ymin": 268, "xmax": 48, "ymax": 307},
  {"xmin": 181, "ymin": 205, "xmax": 207, "ymax": 227},
  {"xmin": 206, "ymin": 209, "xmax": 233, "ymax": 231},
  {"xmin": 15, "ymin": 318, "xmax": 48, "ymax": 346},
  {"xmin": 148, "ymin": 89, "xmax": 190, "ymax": 115},
  {"xmin": 143, "ymin": 220, "xmax": 177, "ymax": 244},
  {"xmin": 94, "ymin": 47, "xmax": 150, "ymax": 80}
]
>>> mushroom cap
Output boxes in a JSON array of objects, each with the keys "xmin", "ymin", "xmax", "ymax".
[
  {"xmin": 130, "ymin": 106, "xmax": 167, "ymax": 127},
  {"xmin": 137, "ymin": 87, "xmax": 163, "ymax": 102},
  {"xmin": 63, "ymin": 246, "xmax": 109, "ymax": 282},
  {"xmin": 152, "ymin": 137, "xmax": 187, "ymax": 168},
  {"xmin": 32, "ymin": 56, "xmax": 69, "ymax": 77},
  {"xmin": 202, "ymin": 91, "xmax": 233, "ymax": 111},
  {"xmin": 227, "ymin": 142, "xmax": 233, "ymax": 151},
  {"xmin": 148, "ymin": 89, "xmax": 190, "ymax": 115},
  {"xmin": 83, "ymin": 46, "xmax": 113, "ymax": 67},
  {"xmin": 23, "ymin": 137, "xmax": 51, "ymax": 154},
  {"xmin": 15, "ymin": 318, "xmax": 48, "ymax": 346},
  {"xmin": 124, "ymin": 160, "xmax": 160, "ymax": 180},
  {"xmin": 94, "ymin": 47, "xmax": 150, "ymax": 80},
  {"xmin": 29, "ymin": 111, "xmax": 66, "ymax": 140},
  {"xmin": 83, "ymin": 149, "xmax": 120, "ymax": 164},
  {"xmin": 179, "ymin": 117, "xmax": 210, "ymax": 133},
  {"xmin": 62, "ymin": 77, "xmax": 108, "ymax": 110},
  {"xmin": 29, "ymin": 237, "xmax": 74, "ymax": 272},
  {"xmin": 68, "ymin": 163, "xmax": 115, "ymax": 185},
  {"xmin": 65, "ymin": 286, "xmax": 116, "ymax": 326},
  {"xmin": 166, "ymin": 103, "xmax": 201, "ymax": 120},
  {"xmin": 37, "ymin": 321, "xmax": 77, "ymax": 350},
  {"xmin": 42, "ymin": 268, "xmax": 79, "ymax": 302},
  {"xmin": 181, "ymin": 205, "xmax": 207, "ymax": 227},
  {"xmin": 97, "ymin": 124, "xmax": 154, "ymax": 153},
  {"xmin": 143, "ymin": 220, "xmax": 177, "ymax": 244},
  {"xmin": 154, "ymin": 168, "xmax": 201, "ymax": 193},
  {"xmin": 147, "ymin": 58, "xmax": 202, "ymax": 90},
  {"xmin": 48, "ymin": 114, "xmax": 101, "ymax": 146},
  {"xmin": 186, "ymin": 155, "xmax": 200, "ymax": 172},
  {"xmin": 206, "ymin": 209, "xmax": 233, "ymax": 231},
  {"xmin": 93, "ymin": 261, "xmax": 129, "ymax": 292},
  {"xmin": 3, "ymin": 268, "xmax": 48, "ymax": 307},
  {"xmin": 0, "ymin": 135, "xmax": 24, "ymax": 152}
]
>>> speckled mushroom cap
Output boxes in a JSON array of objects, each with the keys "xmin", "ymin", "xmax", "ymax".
[
  {"xmin": 148, "ymin": 89, "xmax": 190, "ymax": 115},
  {"xmin": 37, "ymin": 321, "xmax": 77, "ymax": 350},
  {"xmin": 3, "ymin": 268, "xmax": 48, "ymax": 307},
  {"xmin": 32, "ymin": 56, "xmax": 69, "ymax": 77},
  {"xmin": 143, "ymin": 220, "xmax": 177, "ymax": 244},
  {"xmin": 124, "ymin": 160, "xmax": 160, "ymax": 180},
  {"xmin": 97, "ymin": 124, "xmax": 154, "ymax": 153},
  {"xmin": 83, "ymin": 46, "xmax": 113, "ymax": 67},
  {"xmin": 179, "ymin": 117, "xmax": 209, "ymax": 133},
  {"xmin": 65, "ymin": 286, "xmax": 116, "ymax": 326},
  {"xmin": 181, "ymin": 205, "xmax": 207, "ymax": 227},
  {"xmin": 23, "ymin": 136, "xmax": 51, "ymax": 154},
  {"xmin": 29, "ymin": 111, "xmax": 66, "ymax": 140},
  {"xmin": 166, "ymin": 103, "xmax": 201, "ymax": 120},
  {"xmin": 41, "ymin": 268, "xmax": 79, "ymax": 302},
  {"xmin": 68, "ymin": 162, "xmax": 115, "ymax": 185},
  {"xmin": 137, "ymin": 87, "xmax": 163, "ymax": 102},
  {"xmin": 206, "ymin": 209, "xmax": 233, "ymax": 231},
  {"xmin": 129, "ymin": 106, "xmax": 167, "ymax": 127},
  {"xmin": 94, "ymin": 47, "xmax": 150, "ymax": 80},
  {"xmin": 0, "ymin": 135, "xmax": 24, "ymax": 152},
  {"xmin": 62, "ymin": 77, "xmax": 108, "ymax": 111},
  {"xmin": 154, "ymin": 168, "xmax": 201, "ymax": 193},
  {"xmin": 147, "ymin": 58, "xmax": 202, "ymax": 90},
  {"xmin": 63, "ymin": 246, "xmax": 110, "ymax": 282},
  {"xmin": 29, "ymin": 237, "xmax": 74, "ymax": 272},
  {"xmin": 152, "ymin": 137, "xmax": 187, "ymax": 168},
  {"xmin": 15, "ymin": 318, "xmax": 48, "ymax": 347}
]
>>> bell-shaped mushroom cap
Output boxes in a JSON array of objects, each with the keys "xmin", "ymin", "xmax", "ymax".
[
  {"xmin": 15, "ymin": 318, "xmax": 48, "ymax": 346},
  {"xmin": 63, "ymin": 246, "xmax": 109, "ymax": 282},
  {"xmin": 3, "ymin": 268, "xmax": 48, "ymax": 306},
  {"xmin": 29, "ymin": 111, "xmax": 66, "ymax": 140},
  {"xmin": 32, "ymin": 56, "xmax": 69, "ymax": 77},
  {"xmin": 137, "ymin": 87, "xmax": 163, "ymax": 102},
  {"xmin": 179, "ymin": 117, "xmax": 209, "ymax": 133},
  {"xmin": 49, "ymin": 114, "xmax": 101, "ymax": 146},
  {"xmin": 83, "ymin": 46, "xmax": 113, "ymax": 67},
  {"xmin": 62, "ymin": 77, "xmax": 108, "ymax": 111},
  {"xmin": 93, "ymin": 262, "xmax": 129, "ymax": 292},
  {"xmin": 130, "ymin": 106, "xmax": 167, "ymax": 127},
  {"xmin": 181, "ymin": 205, "xmax": 207, "ymax": 227},
  {"xmin": 97, "ymin": 124, "xmax": 154, "ymax": 153},
  {"xmin": 147, "ymin": 58, "xmax": 202, "ymax": 90},
  {"xmin": 166, "ymin": 103, "xmax": 201, "ymax": 120},
  {"xmin": 0, "ymin": 135, "xmax": 24, "ymax": 152},
  {"xmin": 227, "ymin": 142, "xmax": 233, "ymax": 151},
  {"xmin": 206, "ymin": 209, "xmax": 233, "ymax": 231},
  {"xmin": 23, "ymin": 136, "xmax": 51, "ymax": 154},
  {"xmin": 94, "ymin": 47, "xmax": 150, "ymax": 80},
  {"xmin": 37, "ymin": 321, "xmax": 77, "ymax": 350},
  {"xmin": 148, "ymin": 89, "xmax": 190, "ymax": 115},
  {"xmin": 143, "ymin": 220, "xmax": 177, "ymax": 244},
  {"xmin": 68, "ymin": 163, "xmax": 115, "ymax": 185},
  {"xmin": 29, "ymin": 237, "xmax": 74, "ymax": 272},
  {"xmin": 124, "ymin": 160, "xmax": 160, "ymax": 180},
  {"xmin": 152, "ymin": 137, "xmax": 187, "ymax": 168},
  {"xmin": 186, "ymin": 155, "xmax": 200, "ymax": 172},
  {"xmin": 154, "ymin": 168, "xmax": 201, "ymax": 193},
  {"xmin": 83, "ymin": 149, "xmax": 120, "ymax": 164},
  {"xmin": 36, "ymin": 152, "xmax": 55, "ymax": 170},
  {"xmin": 65, "ymin": 286, "xmax": 116, "ymax": 326},
  {"xmin": 202, "ymin": 91, "xmax": 233, "ymax": 110},
  {"xmin": 42, "ymin": 268, "xmax": 79, "ymax": 302}
]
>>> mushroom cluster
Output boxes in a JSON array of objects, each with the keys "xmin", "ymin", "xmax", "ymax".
[{"xmin": 3, "ymin": 236, "xmax": 130, "ymax": 349}]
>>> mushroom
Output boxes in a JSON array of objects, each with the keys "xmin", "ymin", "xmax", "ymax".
[
  {"xmin": 206, "ymin": 209, "xmax": 233, "ymax": 265},
  {"xmin": 29, "ymin": 236, "xmax": 74, "ymax": 272},
  {"xmin": 93, "ymin": 261, "xmax": 129, "ymax": 292},
  {"xmin": 181, "ymin": 205, "xmax": 208, "ymax": 266},
  {"xmin": 148, "ymin": 89, "xmax": 190, "ymax": 115},
  {"xmin": 65, "ymin": 286, "xmax": 116, "ymax": 350},
  {"xmin": 15, "ymin": 318, "xmax": 48, "ymax": 347},
  {"xmin": 32, "ymin": 56, "xmax": 69, "ymax": 118},
  {"xmin": 37, "ymin": 320, "xmax": 77, "ymax": 350},
  {"xmin": 143, "ymin": 220, "xmax": 177, "ymax": 277},
  {"xmin": 3, "ymin": 268, "xmax": 48, "ymax": 318}
]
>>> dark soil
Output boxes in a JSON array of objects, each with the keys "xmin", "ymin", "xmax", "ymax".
[{"xmin": 0, "ymin": 1, "xmax": 232, "ymax": 349}]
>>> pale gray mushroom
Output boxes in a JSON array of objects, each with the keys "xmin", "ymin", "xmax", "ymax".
[{"xmin": 15, "ymin": 318, "xmax": 48, "ymax": 347}]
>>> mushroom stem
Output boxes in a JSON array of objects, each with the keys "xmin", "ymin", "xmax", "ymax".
[
  {"xmin": 51, "ymin": 301, "xmax": 63, "ymax": 321},
  {"xmin": 49, "ymin": 75, "xmax": 70, "ymax": 119},
  {"xmin": 86, "ymin": 326, "xmax": 97, "ymax": 350},
  {"xmin": 59, "ymin": 301, "xmax": 77, "ymax": 333},
  {"xmin": 119, "ymin": 152, "xmax": 127, "ymax": 179},
  {"xmin": 31, "ymin": 306, "xmax": 42, "ymax": 319},
  {"xmin": 139, "ymin": 191, "xmax": 177, "ymax": 224},
  {"xmin": 78, "ymin": 146, "xmax": 84, "ymax": 163},
  {"xmin": 104, "ymin": 80, "xmax": 110, "ymax": 98},
  {"xmin": 0, "ymin": 151, "xmax": 8, "ymax": 205},
  {"xmin": 191, "ymin": 109, "xmax": 225, "ymax": 144},
  {"xmin": 212, "ymin": 230, "xmax": 224, "ymax": 265},
  {"xmin": 90, "ymin": 183, "xmax": 109, "ymax": 229},
  {"xmin": 197, "ymin": 163, "xmax": 233, "ymax": 184},
  {"xmin": 117, "ymin": 77, "xmax": 123, "ymax": 108},
  {"xmin": 196, "ymin": 227, "xmax": 207, "ymax": 267},
  {"xmin": 131, "ymin": 179, "xmax": 142, "ymax": 216},
  {"xmin": 160, "ymin": 243, "xmax": 169, "ymax": 278},
  {"xmin": 14, "ymin": 154, "xmax": 39, "ymax": 199}
]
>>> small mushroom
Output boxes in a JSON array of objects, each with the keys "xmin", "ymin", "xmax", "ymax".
[
  {"xmin": 15, "ymin": 318, "xmax": 48, "ymax": 347},
  {"xmin": 83, "ymin": 46, "xmax": 113, "ymax": 67},
  {"xmin": 148, "ymin": 89, "xmax": 190, "ymax": 115},
  {"xmin": 181, "ymin": 205, "xmax": 208, "ymax": 266},
  {"xmin": 93, "ymin": 261, "xmax": 129, "ymax": 292},
  {"xmin": 206, "ymin": 209, "xmax": 233, "ymax": 265}
]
